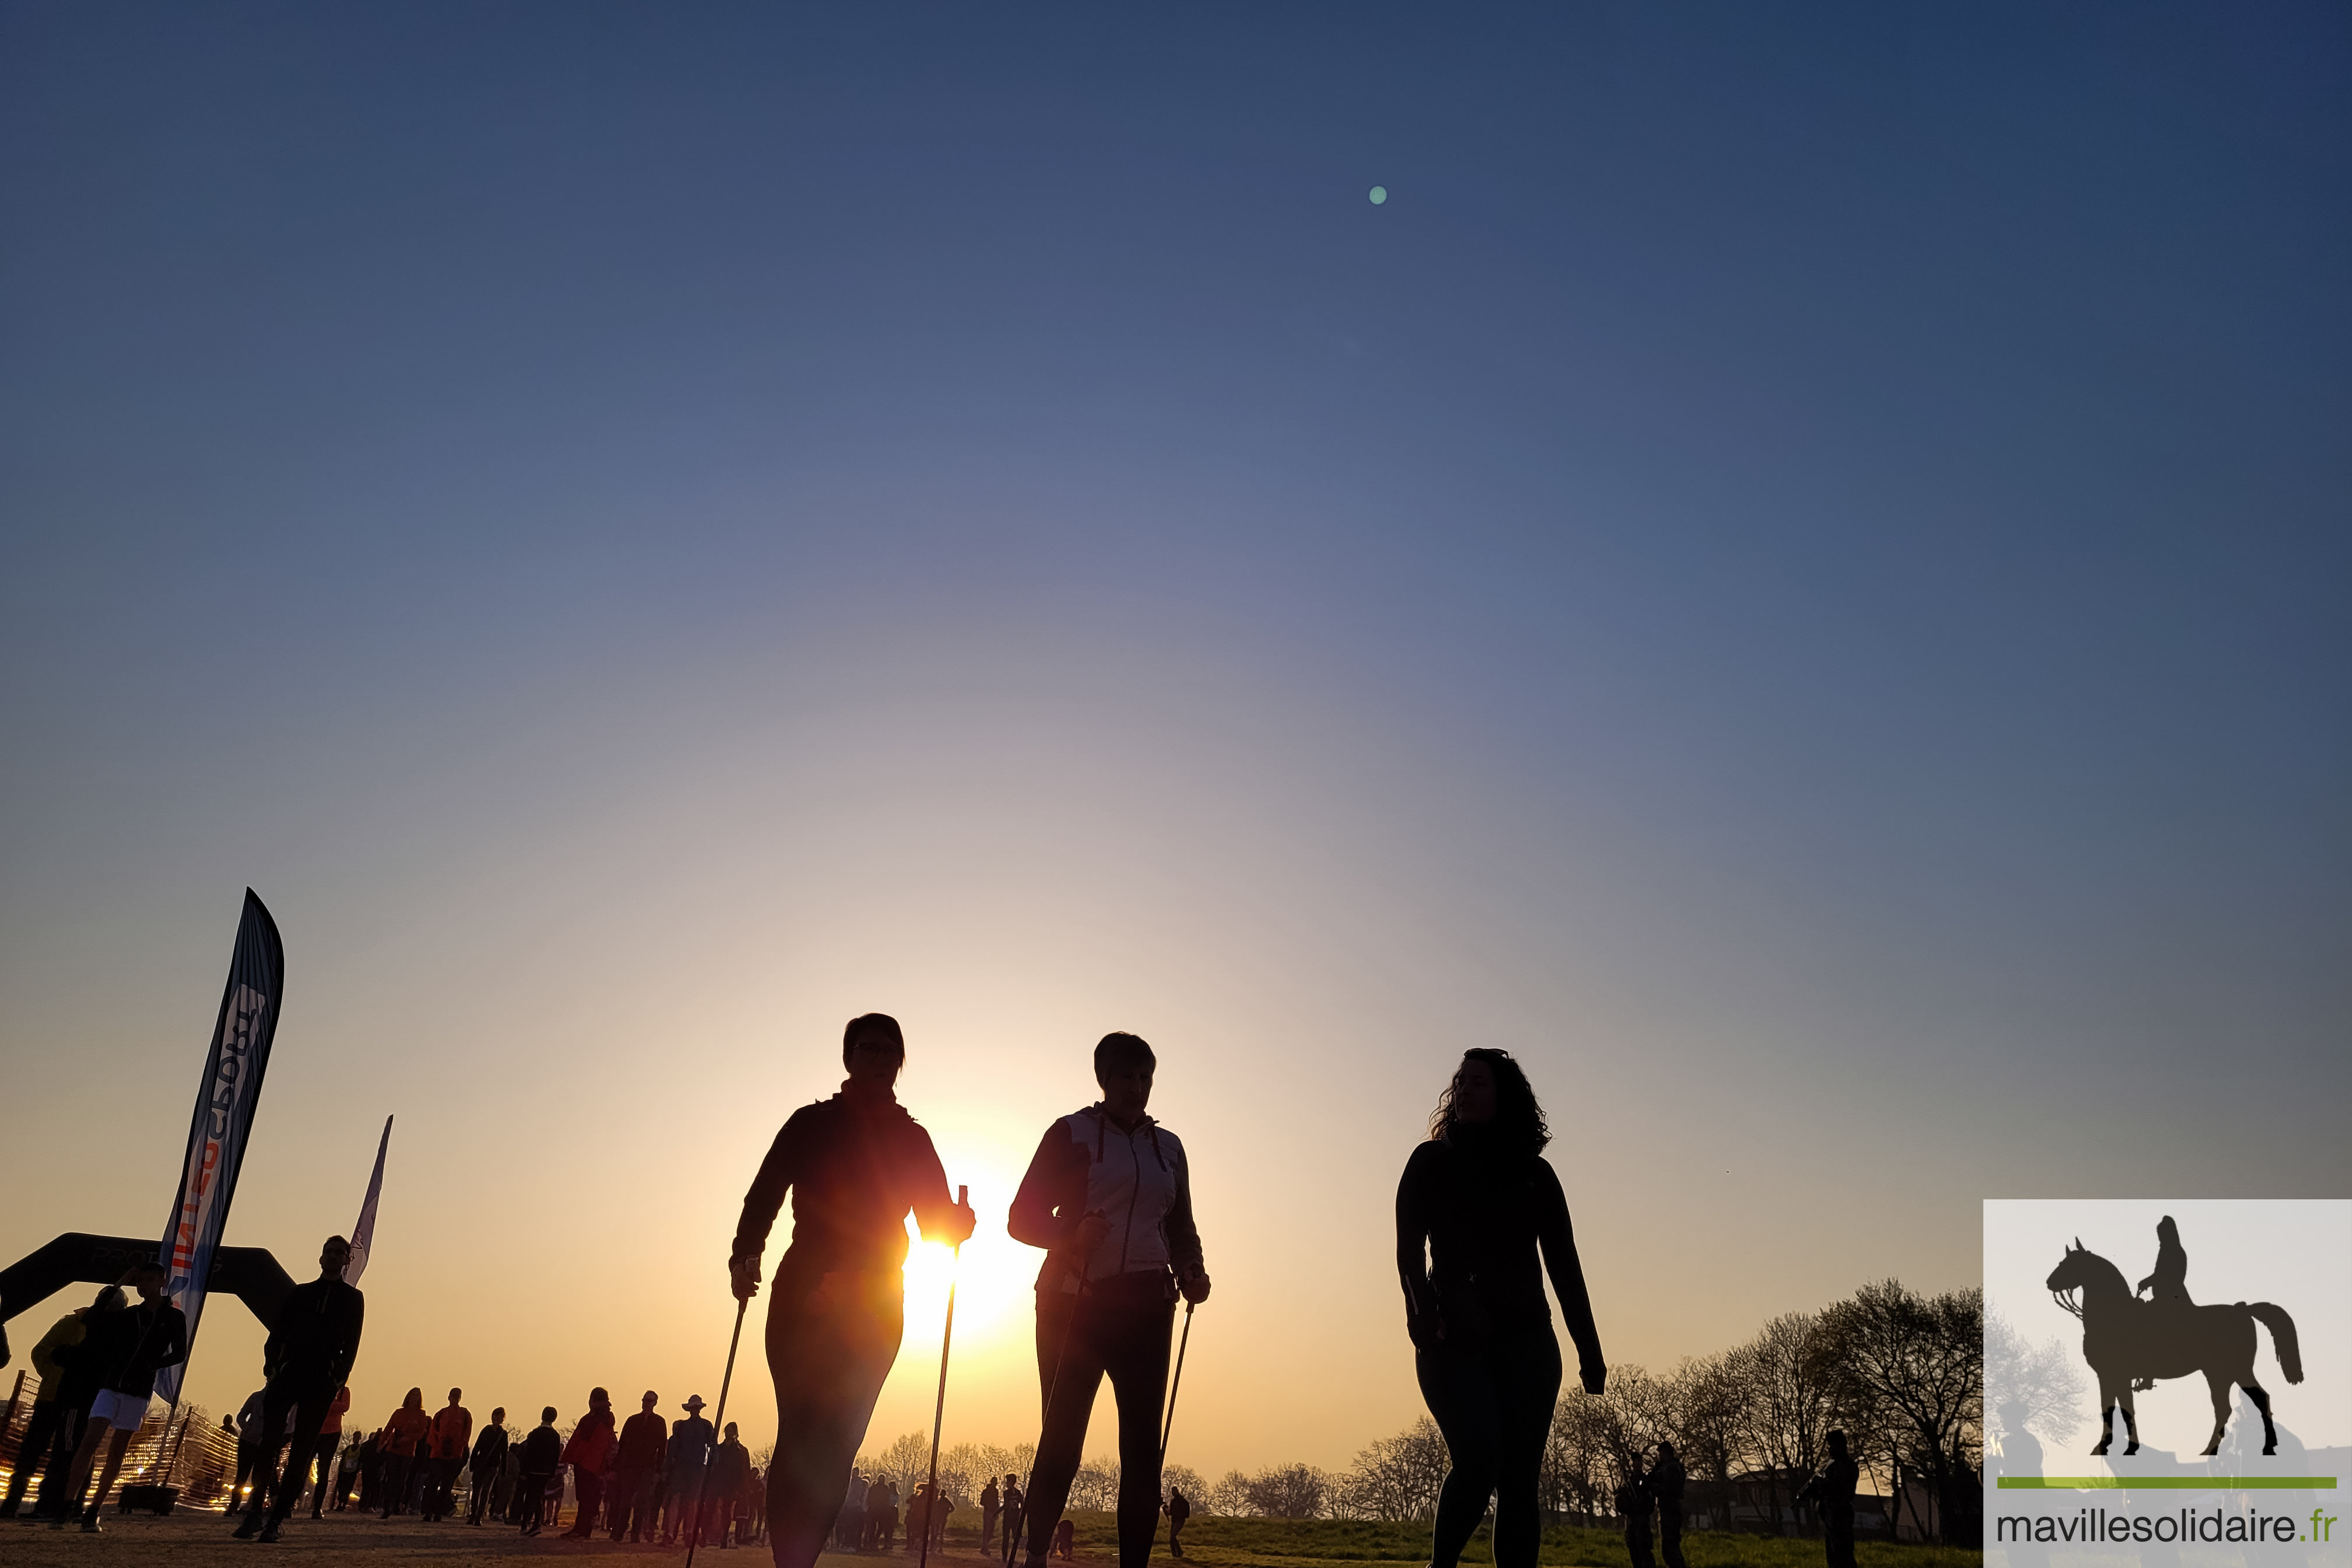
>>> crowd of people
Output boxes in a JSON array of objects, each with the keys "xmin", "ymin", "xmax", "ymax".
[
  {"xmin": 220, "ymin": 1384, "xmax": 767, "ymax": 1546},
  {"xmin": 0, "ymin": 1235, "xmax": 764, "ymax": 1549}
]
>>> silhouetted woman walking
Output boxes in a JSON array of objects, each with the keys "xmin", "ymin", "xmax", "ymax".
[
  {"xmin": 729, "ymin": 1013, "xmax": 975, "ymax": 1568},
  {"xmin": 1396, "ymin": 1049, "xmax": 1604, "ymax": 1568}
]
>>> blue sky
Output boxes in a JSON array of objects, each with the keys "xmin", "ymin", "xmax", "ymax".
[{"xmin": 2, "ymin": 3, "xmax": 2345, "ymax": 1464}]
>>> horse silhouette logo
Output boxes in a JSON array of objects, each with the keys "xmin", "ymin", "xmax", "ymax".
[{"xmin": 2045, "ymin": 1216, "xmax": 2302, "ymax": 1457}]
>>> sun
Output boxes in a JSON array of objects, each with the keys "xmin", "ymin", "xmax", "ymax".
[{"xmin": 900, "ymin": 1229, "xmax": 1038, "ymax": 1348}]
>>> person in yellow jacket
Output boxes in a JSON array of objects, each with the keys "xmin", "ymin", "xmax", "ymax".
[{"xmin": 377, "ymin": 1389, "xmax": 431, "ymax": 1518}]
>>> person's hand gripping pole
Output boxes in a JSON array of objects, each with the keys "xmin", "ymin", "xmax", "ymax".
[{"xmin": 918, "ymin": 1185, "xmax": 968, "ymax": 1568}]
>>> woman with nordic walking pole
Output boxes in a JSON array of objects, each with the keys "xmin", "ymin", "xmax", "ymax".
[
  {"xmin": 1397, "ymin": 1049, "xmax": 1605, "ymax": 1568},
  {"xmin": 1008, "ymin": 1032, "xmax": 1210, "ymax": 1568},
  {"xmin": 728, "ymin": 1013, "xmax": 977, "ymax": 1568}
]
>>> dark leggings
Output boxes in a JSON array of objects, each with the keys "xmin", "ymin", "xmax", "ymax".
[
  {"xmin": 246, "ymin": 1375, "xmax": 340, "ymax": 1522},
  {"xmin": 379, "ymin": 1454, "xmax": 414, "ymax": 1517},
  {"xmin": 2, "ymin": 1400, "xmax": 73, "ymax": 1514},
  {"xmin": 1020, "ymin": 1278, "xmax": 1174, "ymax": 1568},
  {"xmin": 763, "ymin": 1268, "xmax": 905, "ymax": 1568},
  {"xmin": 1416, "ymin": 1323, "xmax": 1562, "ymax": 1568}
]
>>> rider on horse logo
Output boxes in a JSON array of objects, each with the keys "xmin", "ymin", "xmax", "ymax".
[{"xmin": 2046, "ymin": 1214, "xmax": 2302, "ymax": 1458}]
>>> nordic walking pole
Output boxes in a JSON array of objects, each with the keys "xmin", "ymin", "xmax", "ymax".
[
  {"xmin": 1007, "ymin": 1264, "xmax": 1093, "ymax": 1568},
  {"xmin": 919, "ymin": 1186, "xmax": 968, "ymax": 1568},
  {"xmin": 684, "ymin": 1292, "xmax": 750, "ymax": 1568},
  {"xmin": 1159, "ymin": 1298, "xmax": 1195, "ymax": 1467}
]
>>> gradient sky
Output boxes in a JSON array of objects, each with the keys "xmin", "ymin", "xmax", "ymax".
[{"xmin": 2, "ymin": 4, "xmax": 2346, "ymax": 1473}]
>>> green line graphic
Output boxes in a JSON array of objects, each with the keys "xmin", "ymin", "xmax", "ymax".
[{"xmin": 2000, "ymin": 1478, "xmax": 2337, "ymax": 1490}]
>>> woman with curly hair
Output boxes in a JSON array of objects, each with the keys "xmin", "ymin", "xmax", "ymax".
[{"xmin": 1396, "ymin": 1049, "xmax": 1605, "ymax": 1568}]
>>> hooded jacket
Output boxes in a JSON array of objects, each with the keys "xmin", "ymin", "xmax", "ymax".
[{"xmin": 1009, "ymin": 1105, "xmax": 1205, "ymax": 1293}]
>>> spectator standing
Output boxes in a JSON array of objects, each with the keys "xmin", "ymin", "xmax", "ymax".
[
  {"xmin": 746, "ymin": 1464, "xmax": 768, "ymax": 1544},
  {"xmin": 0, "ymin": 1286, "xmax": 121, "ymax": 1520},
  {"xmin": 865, "ymin": 1475, "xmax": 898, "ymax": 1551},
  {"xmin": 838, "ymin": 1467, "xmax": 870, "ymax": 1550},
  {"xmin": 514, "ymin": 1406, "xmax": 562, "ymax": 1538},
  {"xmin": 377, "ymin": 1388, "xmax": 432, "ymax": 1517},
  {"xmin": 305, "ymin": 1385, "xmax": 352, "ymax": 1517},
  {"xmin": 335, "ymin": 1431, "xmax": 363, "ymax": 1510},
  {"xmin": 421, "ymin": 1388, "xmax": 472, "ymax": 1522},
  {"xmin": 58, "ymin": 1263, "xmax": 189, "ymax": 1532},
  {"xmin": 561, "ymin": 1387, "xmax": 618, "ymax": 1538},
  {"xmin": 1166, "ymin": 1486, "xmax": 1191, "ymax": 1557},
  {"xmin": 357, "ymin": 1429, "xmax": 383, "ymax": 1511},
  {"xmin": 907, "ymin": 1483, "xmax": 930, "ymax": 1553},
  {"xmin": 231, "ymin": 1390, "xmax": 271, "ymax": 1512},
  {"xmin": 1650, "ymin": 1443, "xmax": 1688, "ymax": 1568},
  {"xmin": 980, "ymin": 1475, "xmax": 1001, "ymax": 1553},
  {"xmin": 467, "ymin": 1407, "xmax": 510, "ymax": 1525},
  {"xmin": 232, "ymin": 1237, "xmax": 366, "ymax": 1542},
  {"xmin": 707, "ymin": 1420, "xmax": 752, "ymax": 1546},
  {"xmin": 610, "ymin": 1391, "xmax": 667, "ymax": 1542},
  {"xmin": 663, "ymin": 1394, "xmax": 716, "ymax": 1545},
  {"xmin": 1796, "ymin": 1430, "xmax": 1860, "ymax": 1568},
  {"xmin": 492, "ymin": 1437, "xmax": 522, "ymax": 1522},
  {"xmin": 1617, "ymin": 1458, "xmax": 1656, "ymax": 1568}
]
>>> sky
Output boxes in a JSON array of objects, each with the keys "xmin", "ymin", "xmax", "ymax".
[{"xmin": 1, "ymin": 2, "xmax": 2346, "ymax": 1475}]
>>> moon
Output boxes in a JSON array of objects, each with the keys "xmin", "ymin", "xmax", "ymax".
[{"xmin": 1368, "ymin": 186, "xmax": 1388, "ymax": 205}]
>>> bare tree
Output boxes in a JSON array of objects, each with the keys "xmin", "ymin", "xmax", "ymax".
[
  {"xmin": 1665, "ymin": 1354, "xmax": 1747, "ymax": 1529},
  {"xmin": 1985, "ymin": 1311, "xmax": 2083, "ymax": 1450},
  {"xmin": 1243, "ymin": 1464, "xmax": 1333, "ymax": 1518},
  {"xmin": 1205, "ymin": 1470, "xmax": 1254, "ymax": 1517},
  {"xmin": 859, "ymin": 1430, "xmax": 933, "ymax": 1499},
  {"xmin": 1728, "ymin": 1312, "xmax": 1840, "ymax": 1535},
  {"xmin": 1544, "ymin": 1384, "xmax": 1623, "ymax": 1524},
  {"xmin": 1162, "ymin": 1463, "xmax": 1209, "ymax": 1508},
  {"xmin": 1818, "ymin": 1280, "xmax": 1983, "ymax": 1546},
  {"xmin": 1068, "ymin": 1454, "xmax": 1121, "ymax": 1512},
  {"xmin": 1343, "ymin": 1418, "xmax": 1447, "ymax": 1522}
]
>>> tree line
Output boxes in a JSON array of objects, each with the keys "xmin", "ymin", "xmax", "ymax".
[
  {"xmin": 1195, "ymin": 1279, "xmax": 1983, "ymax": 1544},
  {"xmin": 857, "ymin": 1278, "xmax": 1986, "ymax": 1546}
]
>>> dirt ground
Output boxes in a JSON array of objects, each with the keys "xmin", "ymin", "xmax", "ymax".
[{"xmin": 0, "ymin": 1508, "xmax": 998, "ymax": 1566}]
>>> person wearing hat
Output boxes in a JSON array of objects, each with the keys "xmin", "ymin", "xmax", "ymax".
[
  {"xmin": 727, "ymin": 1012, "xmax": 976, "ymax": 1568},
  {"xmin": 663, "ymin": 1394, "xmax": 716, "ymax": 1545}
]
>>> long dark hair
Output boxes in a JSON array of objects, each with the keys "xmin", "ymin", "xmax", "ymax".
[{"xmin": 1427, "ymin": 1047, "xmax": 1550, "ymax": 1156}]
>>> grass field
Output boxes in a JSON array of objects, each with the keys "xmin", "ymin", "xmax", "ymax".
[
  {"xmin": 0, "ymin": 1504, "xmax": 1986, "ymax": 1568},
  {"xmin": 1051, "ymin": 1510, "xmax": 1983, "ymax": 1568}
]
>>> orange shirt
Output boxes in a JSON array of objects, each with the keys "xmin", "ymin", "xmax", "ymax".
[
  {"xmin": 430, "ymin": 1404, "xmax": 474, "ymax": 1461},
  {"xmin": 382, "ymin": 1406, "xmax": 431, "ymax": 1456}
]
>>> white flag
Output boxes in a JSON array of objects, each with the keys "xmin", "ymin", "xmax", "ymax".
[{"xmin": 344, "ymin": 1115, "xmax": 393, "ymax": 1286}]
